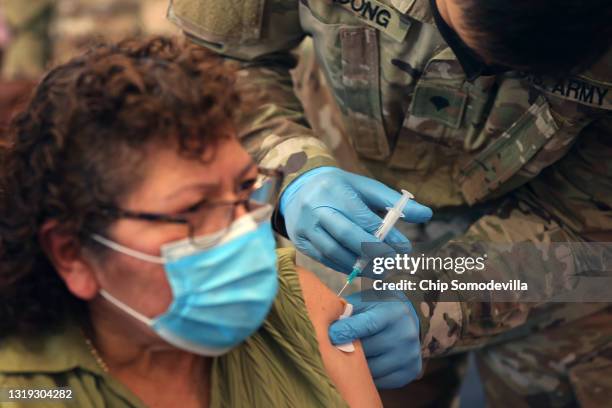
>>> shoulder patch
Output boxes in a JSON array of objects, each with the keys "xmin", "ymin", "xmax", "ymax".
[
  {"xmin": 332, "ymin": 0, "xmax": 412, "ymax": 42},
  {"xmin": 530, "ymin": 75, "xmax": 612, "ymax": 111},
  {"xmin": 167, "ymin": 0, "xmax": 265, "ymax": 44}
]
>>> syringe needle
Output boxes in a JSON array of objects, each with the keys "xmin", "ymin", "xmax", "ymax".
[
  {"xmin": 337, "ymin": 280, "xmax": 350, "ymax": 296},
  {"xmin": 336, "ymin": 190, "xmax": 415, "ymax": 298}
]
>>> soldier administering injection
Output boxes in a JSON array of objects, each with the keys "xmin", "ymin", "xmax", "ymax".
[{"xmin": 167, "ymin": 0, "xmax": 612, "ymax": 405}]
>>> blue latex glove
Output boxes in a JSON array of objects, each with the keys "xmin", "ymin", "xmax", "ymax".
[
  {"xmin": 279, "ymin": 167, "xmax": 432, "ymax": 273},
  {"xmin": 329, "ymin": 291, "xmax": 422, "ymax": 389}
]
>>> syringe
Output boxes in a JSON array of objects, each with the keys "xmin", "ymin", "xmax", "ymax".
[{"xmin": 337, "ymin": 190, "xmax": 414, "ymax": 296}]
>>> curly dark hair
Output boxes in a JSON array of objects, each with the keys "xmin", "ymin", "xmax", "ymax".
[{"xmin": 0, "ymin": 36, "xmax": 240, "ymax": 337}]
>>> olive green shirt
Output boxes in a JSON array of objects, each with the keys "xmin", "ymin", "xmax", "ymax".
[{"xmin": 0, "ymin": 248, "xmax": 348, "ymax": 408}]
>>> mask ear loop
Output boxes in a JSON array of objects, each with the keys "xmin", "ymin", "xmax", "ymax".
[
  {"xmin": 99, "ymin": 289, "xmax": 155, "ymax": 326},
  {"xmin": 90, "ymin": 233, "xmax": 165, "ymax": 264}
]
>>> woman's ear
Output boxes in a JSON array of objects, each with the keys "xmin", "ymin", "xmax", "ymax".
[{"xmin": 39, "ymin": 220, "xmax": 100, "ymax": 300}]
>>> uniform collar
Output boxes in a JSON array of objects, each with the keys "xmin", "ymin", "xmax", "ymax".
[
  {"xmin": 577, "ymin": 46, "xmax": 612, "ymax": 84},
  {"xmin": 390, "ymin": 0, "xmax": 434, "ymax": 24}
]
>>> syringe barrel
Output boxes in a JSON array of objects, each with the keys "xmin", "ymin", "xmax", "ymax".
[
  {"xmin": 374, "ymin": 190, "xmax": 413, "ymax": 240},
  {"xmin": 375, "ymin": 210, "xmax": 402, "ymax": 240},
  {"xmin": 394, "ymin": 190, "xmax": 413, "ymax": 211}
]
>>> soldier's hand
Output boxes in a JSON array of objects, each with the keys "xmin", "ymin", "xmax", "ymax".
[
  {"xmin": 329, "ymin": 290, "xmax": 423, "ymax": 389},
  {"xmin": 279, "ymin": 166, "xmax": 432, "ymax": 273}
]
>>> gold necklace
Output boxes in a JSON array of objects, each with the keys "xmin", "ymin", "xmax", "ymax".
[{"xmin": 82, "ymin": 331, "xmax": 110, "ymax": 374}]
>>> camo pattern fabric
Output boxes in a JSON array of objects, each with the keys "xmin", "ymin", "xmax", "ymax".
[
  {"xmin": 1, "ymin": 0, "xmax": 142, "ymax": 77},
  {"xmin": 51, "ymin": 0, "xmax": 178, "ymax": 65},
  {"xmin": 476, "ymin": 306, "xmax": 612, "ymax": 407},
  {"xmin": 50, "ymin": 0, "xmax": 143, "ymax": 65}
]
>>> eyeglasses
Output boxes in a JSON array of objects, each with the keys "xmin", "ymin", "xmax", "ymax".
[{"xmin": 95, "ymin": 166, "xmax": 284, "ymax": 242}]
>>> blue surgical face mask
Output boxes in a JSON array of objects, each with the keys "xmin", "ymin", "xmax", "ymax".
[{"xmin": 90, "ymin": 204, "xmax": 278, "ymax": 356}]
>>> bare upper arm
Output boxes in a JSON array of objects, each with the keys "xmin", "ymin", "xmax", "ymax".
[{"xmin": 296, "ymin": 266, "xmax": 382, "ymax": 408}]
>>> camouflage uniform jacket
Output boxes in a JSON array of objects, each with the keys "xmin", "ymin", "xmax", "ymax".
[{"xmin": 167, "ymin": 0, "xmax": 612, "ymax": 358}]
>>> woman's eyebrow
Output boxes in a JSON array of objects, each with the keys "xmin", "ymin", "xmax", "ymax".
[
  {"xmin": 164, "ymin": 162, "xmax": 257, "ymax": 201},
  {"xmin": 237, "ymin": 161, "xmax": 257, "ymax": 180},
  {"xmin": 164, "ymin": 179, "xmax": 219, "ymax": 201}
]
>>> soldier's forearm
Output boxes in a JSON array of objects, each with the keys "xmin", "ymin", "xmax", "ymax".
[
  {"xmin": 406, "ymin": 199, "xmax": 609, "ymax": 358},
  {"xmin": 231, "ymin": 61, "xmax": 338, "ymax": 189}
]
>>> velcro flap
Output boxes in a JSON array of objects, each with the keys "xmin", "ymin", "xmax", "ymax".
[{"xmin": 168, "ymin": 0, "xmax": 265, "ymax": 43}]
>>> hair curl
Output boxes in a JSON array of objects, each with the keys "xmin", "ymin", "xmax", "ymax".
[{"xmin": 0, "ymin": 36, "xmax": 240, "ymax": 337}]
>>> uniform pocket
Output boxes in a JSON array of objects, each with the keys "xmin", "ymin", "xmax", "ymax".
[
  {"xmin": 388, "ymin": 49, "xmax": 473, "ymax": 174},
  {"xmin": 458, "ymin": 95, "xmax": 559, "ymax": 204},
  {"xmin": 339, "ymin": 26, "xmax": 389, "ymax": 160},
  {"xmin": 400, "ymin": 48, "xmax": 496, "ymax": 150},
  {"xmin": 410, "ymin": 83, "xmax": 467, "ymax": 128}
]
